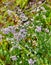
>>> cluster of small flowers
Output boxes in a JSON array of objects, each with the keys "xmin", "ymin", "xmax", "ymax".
[
  {"xmin": 10, "ymin": 55, "xmax": 17, "ymax": 61},
  {"xmin": 35, "ymin": 25, "xmax": 49, "ymax": 33},
  {"xmin": 15, "ymin": 7, "xmax": 28, "ymax": 22},
  {"xmin": 7, "ymin": 10, "xmax": 13, "ymax": 16},
  {"xmin": 31, "ymin": 5, "xmax": 47, "ymax": 13},
  {"xmin": 28, "ymin": 58, "xmax": 36, "ymax": 65},
  {"xmin": 20, "ymin": 13, "xmax": 28, "ymax": 22},
  {"xmin": 1, "ymin": 26, "xmax": 16, "ymax": 34},
  {"xmin": 45, "ymin": 28, "xmax": 49, "ymax": 33},
  {"xmin": 14, "ymin": 28, "xmax": 27, "ymax": 41},
  {"xmin": 1, "ymin": 25, "xmax": 27, "ymax": 42},
  {"xmin": 35, "ymin": 26, "xmax": 42, "ymax": 32}
]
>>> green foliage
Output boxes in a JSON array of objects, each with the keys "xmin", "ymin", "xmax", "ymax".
[
  {"xmin": 16, "ymin": 0, "xmax": 29, "ymax": 8},
  {"xmin": 0, "ymin": 1, "xmax": 51, "ymax": 65}
]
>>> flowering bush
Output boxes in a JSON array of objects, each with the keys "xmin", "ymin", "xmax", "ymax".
[{"xmin": 0, "ymin": 0, "xmax": 51, "ymax": 65}]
